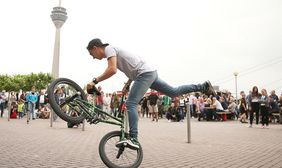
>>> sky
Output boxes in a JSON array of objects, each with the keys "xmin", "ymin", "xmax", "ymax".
[{"xmin": 0, "ymin": 0, "xmax": 282, "ymax": 96}]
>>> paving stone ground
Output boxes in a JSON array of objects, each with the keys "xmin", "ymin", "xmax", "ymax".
[{"xmin": 0, "ymin": 114, "xmax": 282, "ymax": 168}]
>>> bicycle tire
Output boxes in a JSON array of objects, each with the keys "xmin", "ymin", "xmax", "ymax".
[
  {"xmin": 47, "ymin": 78, "xmax": 87, "ymax": 124},
  {"xmin": 99, "ymin": 131, "xmax": 143, "ymax": 168}
]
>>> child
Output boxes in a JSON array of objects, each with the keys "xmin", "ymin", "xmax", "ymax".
[
  {"xmin": 17, "ymin": 100, "xmax": 24, "ymax": 119},
  {"xmin": 10, "ymin": 105, "xmax": 18, "ymax": 119}
]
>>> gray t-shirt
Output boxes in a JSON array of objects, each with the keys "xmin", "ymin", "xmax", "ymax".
[{"xmin": 105, "ymin": 46, "xmax": 156, "ymax": 80}]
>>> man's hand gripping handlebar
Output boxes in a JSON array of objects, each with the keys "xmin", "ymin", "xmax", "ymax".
[{"xmin": 87, "ymin": 83, "xmax": 101, "ymax": 96}]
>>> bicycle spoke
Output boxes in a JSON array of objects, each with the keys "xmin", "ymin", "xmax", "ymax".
[{"xmin": 104, "ymin": 135, "xmax": 139, "ymax": 167}]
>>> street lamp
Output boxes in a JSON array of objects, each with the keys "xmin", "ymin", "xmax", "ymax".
[{"xmin": 233, "ymin": 72, "xmax": 238, "ymax": 105}]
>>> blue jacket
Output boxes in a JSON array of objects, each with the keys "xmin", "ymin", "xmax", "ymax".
[{"xmin": 27, "ymin": 92, "xmax": 38, "ymax": 103}]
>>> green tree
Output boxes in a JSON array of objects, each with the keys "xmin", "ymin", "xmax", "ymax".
[{"xmin": 0, "ymin": 73, "xmax": 53, "ymax": 92}]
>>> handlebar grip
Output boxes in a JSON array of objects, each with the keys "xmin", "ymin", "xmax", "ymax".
[{"xmin": 87, "ymin": 86, "xmax": 101, "ymax": 96}]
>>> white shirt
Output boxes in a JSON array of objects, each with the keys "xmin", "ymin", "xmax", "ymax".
[
  {"xmin": 103, "ymin": 96, "xmax": 111, "ymax": 106},
  {"xmin": 213, "ymin": 100, "xmax": 224, "ymax": 110},
  {"xmin": 105, "ymin": 46, "xmax": 156, "ymax": 80},
  {"xmin": 189, "ymin": 95, "xmax": 196, "ymax": 105},
  {"xmin": 39, "ymin": 95, "xmax": 45, "ymax": 104}
]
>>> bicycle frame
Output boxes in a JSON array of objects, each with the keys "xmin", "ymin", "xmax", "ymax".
[{"xmin": 68, "ymin": 94, "xmax": 128, "ymax": 140}]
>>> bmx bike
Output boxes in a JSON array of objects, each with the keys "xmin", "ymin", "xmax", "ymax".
[{"xmin": 47, "ymin": 78, "xmax": 143, "ymax": 168}]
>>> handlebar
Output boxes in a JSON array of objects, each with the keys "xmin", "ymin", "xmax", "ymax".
[{"xmin": 87, "ymin": 86, "xmax": 101, "ymax": 96}]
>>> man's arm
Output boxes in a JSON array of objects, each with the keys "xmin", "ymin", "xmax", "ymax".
[{"xmin": 96, "ymin": 57, "xmax": 117, "ymax": 83}]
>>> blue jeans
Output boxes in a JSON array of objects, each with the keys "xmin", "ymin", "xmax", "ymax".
[
  {"xmin": 28, "ymin": 102, "xmax": 36, "ymax": 119},
  {"xmin": 126, "ymin": 71, "xmax": 204, "ymax": 138},
  {"xmin": 0, "ymin": 103, "xmax": 4, "ymax": 117}
]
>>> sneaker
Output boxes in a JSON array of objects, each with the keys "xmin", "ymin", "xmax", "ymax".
[
  {"xmin": 116, "ymin": 138, "xmax": 140, "ymax": 150},
  {"xmin": 249, "ymin": 124, "xmax": 252, "ymax": 128},
  {"xmin": 202, "ymin": 81, "xmax": 216, "ymax": 96}
]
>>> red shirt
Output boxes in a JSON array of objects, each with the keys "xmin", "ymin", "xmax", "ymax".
[{"xmin": 96, "ymin": 95, "xmax": 103, "ymax": 106}]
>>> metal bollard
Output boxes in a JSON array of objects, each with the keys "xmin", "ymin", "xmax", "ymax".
[
  {"xmin": 82, "ymin": 119, "xmax": 85, "ymax": 131},
  {"xmin": 186, "ymin": 104, "xmax": 191, "ymax": 143},
  {"xmin": 50, "ymin": 109, "xmax": 53, "ymax": 127},
  {"xmin": 7, "ymin": 93, "xmax": 10, "ymax": 122},
  {"xmin": 8, "ymin": 105, "xmax": 10, "ymax": 122}
]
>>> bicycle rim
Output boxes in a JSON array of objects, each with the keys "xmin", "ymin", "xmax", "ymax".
[{"xmin": 99, "ymin": 131, "xmax": 143, "ymax": 168}]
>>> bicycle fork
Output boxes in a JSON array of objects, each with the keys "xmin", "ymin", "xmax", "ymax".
[{"xmin": 116, "ymin": 111, "xmax": 130, "ymax": 159}]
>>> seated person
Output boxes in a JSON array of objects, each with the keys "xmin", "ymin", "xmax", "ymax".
[
  {"xmin": 219, "ymin": 96, "xmax": 228, "ymax": 110},
  {"xmin": 39, "ymin": 105, "xmax": 51, "ymax": 119},
  {"xmin": 166, "ymin": 102, "xmax": 183, "ymax": 122},
  {"xmin": 269, "ymin": 97, "xmax": 280, "ymax": 114},
  {"xmin": 10, "ymin": 106, "xmax": 18, "ymax": 119},
  {"xmin": 269, "ymin": 97, "xmax": 280, "ymax": 123},
  {"xmin": 174, "ymin": 101, "xmax": 184, "ymax": 122},
  {"xmin": 211, "ymin": 97, "xmax": 224, "ymax": 120},
  {"xmin": 204, "ymin": 98, "xmax": 214, "ymax": 121},
  {"xmin": 166, "ymin": 103, "xmax": 177, "ymax": 122},
  {"xmin": 197, "ymin": 97, "xmax": 206, "ymax": 121},
  {"xmin": 278, "ymin": 96, "xmax": 282, "ymax": 108},
  {"xmin": 227, "ymin": 97, "xmax": 238, "ymax": 119}
]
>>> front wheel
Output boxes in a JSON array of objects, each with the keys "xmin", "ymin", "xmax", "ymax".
[{"xmin": 99, "ymin": 131, "xmax": 143, "ymax": 168}]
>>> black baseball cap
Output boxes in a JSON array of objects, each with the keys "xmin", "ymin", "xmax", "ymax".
[{"xmin": 87, "ymin": 38, "xmax": 109, "ymax": 50}]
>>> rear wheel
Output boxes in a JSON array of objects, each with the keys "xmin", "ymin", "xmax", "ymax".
[
  {"xmin": 47, "ymin": 78, "xmax": 87, "ymax": 124},
  {"xmin": 99, "ymin": 131, "xmax": 143, "ymax": 168}
]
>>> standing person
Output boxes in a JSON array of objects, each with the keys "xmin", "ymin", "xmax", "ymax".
[
  {"xmin": 17, "ymin": 99, "xmax": 24, "ymax": 119},
  {"xmin": 162, "ymin": 95, "xmax": 171, "ymax": 115},
  {"xmin": 188, "ymin": 93, "xmax": 196, "ymax": 117},
  {"xmin": 103, "ymin": 93, "xmax": 112, "ymax": 115},
  {"xmin": 95, "ymin": 86, "xmax": 104, "ymax": 110},
  {"xmin": 179, "ymin": 96, "xmax": 185, "ymax": 113},
  {"xmin": 110, "ymin": 92, "xmax": 119, "ymax": 117},
  {"xmin": 137, "ymin": 100, "xmax": 142, "ymax": 118},
  {"xmin": 20, "ymin": 92, "xmax": 28, "ymax": 115},
  {"xmin": 260, "ymin": 89, "xmax": 269, "ymax": 128},
  {"xmin": 197, "ymin": 97, "xmax": 206, "ymax": 121},
  {"xmin": 140, "ymin": 96, "xmax": 148, "ymax": 118},
  {"xmin": 9, "ymin": 92, "xmax": 17, "ymax": 106},
  {"xmin": 148, "ymin": 91, "xmax": 159, "ymax": 122},
  {"xmin": 0, "ymin": 91, "xmax": 6, "ymax": 117},
  {"xmin": 37, "ymin": 91, "xmax": 47, "ymax": 111},
  {"xmin": 26, "ymin": 86, "xmax": 38, "ymax": 120},
  {"xmin": 246, "ymin": 90, "xmax": 252, "ymax": 119},
  {"xmin": 86, "ymin": 38, "xmax": 216, "ymax": 149},
  {"xmin": 248, "ymin": 86, "xmax": 261, "ymax": 128},
  {"xmin": 157, "ymin": 95, "xmax": 164, "ymax": 118},
  {"xmin": 239, "ymin": 92, "xmax": 248, "ymax": 123}
]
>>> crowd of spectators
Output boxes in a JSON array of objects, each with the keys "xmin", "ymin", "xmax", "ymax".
[
  {"xmin": 1, "ymin": 84, "xmax": 282, "ymax": 129},
  {"xmin": 0, "ymin": 86, "xmax": 50, "ymax": 121}
]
